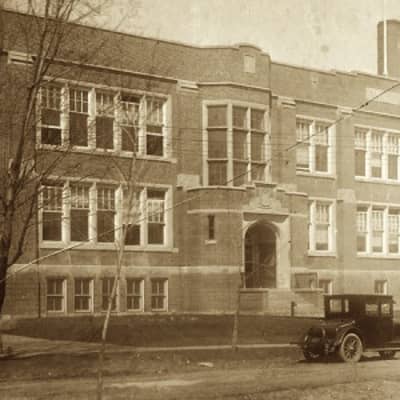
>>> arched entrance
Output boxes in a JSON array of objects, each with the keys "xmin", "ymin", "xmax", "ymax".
[{"xmin": 244, "ymin": 223, "xmax": 277, "ymax": 288}]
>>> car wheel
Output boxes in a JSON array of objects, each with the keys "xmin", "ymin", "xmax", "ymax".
[
  {"xmin": 303, "ymin": 350, "xmax": 321, "ymax": 362},
  {"xmin": 379, "ymin": 350, "xmax": 396, "ymax": 360},
  {"xmin": 338, "ymin": 333, "xmax": 363, "ymax": 363}
]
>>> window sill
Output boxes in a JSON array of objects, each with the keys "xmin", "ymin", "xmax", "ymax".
[
  {"xmin": 355, "ymin": 177, "xmax": 400, "ymax": 185},
  {"xmin": 205, "ymin": 240, "xmax": 217, "ymax": 245},
  {"xmin": 296, "ymin": 171, "xmax": 336, "ymax": 180},
  {"xmin": 37, "ymin": 144, "xmax": 177, "ymax": 163},
  {"xmin": 40, "ymin": 241, "xmax": 178, "ymax": 253},
  {"xmin": 357, "ymin": 253, "xmax": 400, "ymax": 259},
  {"xmin": 308, "ymin": 251, "xmax": 337, "ymax": 257}
]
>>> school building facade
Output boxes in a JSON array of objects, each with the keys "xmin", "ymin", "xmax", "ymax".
[{"xmin": 2, "ymin": 10, "xmax": 400, "ymax": 318}]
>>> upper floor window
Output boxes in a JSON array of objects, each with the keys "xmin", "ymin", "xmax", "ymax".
[
  {"xmin": 204, "ymin": 102, "xmax": 270, "ymax": 186},
  {"xmin": 96, "ymin": 91, "xmax": 115, "ymax": 150},
  {"xmin": 38, "ymin": 83, "xmax": 169, "ymax": 158},
  {"xmin": 357, "ymin": 203, "xmax": 400, "ymax": 256},
  {"xmin": 69, "ymin": 88, "xmax": 89, "ymax": 147},
  {"xmin": 40, "ymin": 85, "xmax": 62, "ymax": 146},
  {"xmin": 296, "ymin": 118, "xmax": 334, "ymax": 175},
  {"xmin": 42, "ymin": 184, "xmax": 63, "ymax": 241},
  {"xmin": 355, "ymin": 126, "xmax": 400, "ymax": 182},
  {"xmin": 308, "ymin": 200, "xmax": 335, "ymax": 253}
]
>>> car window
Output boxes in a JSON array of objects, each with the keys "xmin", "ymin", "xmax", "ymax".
[
  {"xmin": 329, "ymin": 299, "xmax": 348, "ymax": 313},
  {"xmin": 381, "ymin": 302, "xmax": 391, "ymax": 316},
  {"xmin": 365, "ymin": 303, "xmax": 379, "ymax": 316}
]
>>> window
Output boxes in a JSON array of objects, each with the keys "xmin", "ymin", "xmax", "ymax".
[
  {"xmin": 74, "ymin": 278, "xmax": 93, "ymax": 312},
  {"xmin": 40, "ymin": 183, "xmax": 170, "ymax": 248},
  {"xmin": 356, "ymin": 206, "xmax": 368, "ymax": 253},
  {"xmin": 365, "ymin": 302, "xmax": 379, "ymax": 316},
  {"xmin": 375, "ymin": 280, "xmax": 388, "ymax": 295},
  {"xmin": 120, "ymin": 94, "xmax": 140, "ymax": 152},
  {"xmin": 318, "ymin": 279, "xmax": 333, "ymax": 294},
  {"xmin": 123, "ymin": 189, "xmax": 141, "ymax": 246},
  {"xmin": 309, "ymin": 200, "xmax": 335, "ymax": 253},
  {"xmin": 355, "ymin": 126, "xmax": 400, "ymax": 182},
  {"xmin": 372, "ymin": 208, "xmax": 384, "ymax": 253},
  {"xmin": 70, "ymin": 184, "xmax": 90, "ymax": 242},
  {"xmin": 151, "ymin": 278, "xmax": 168, "ymax": 311},
  {"xmin": 207, "ymin": 215, "xmax": 215, "ymax": 241},
  {"xmin": 328, "ymin": 298, "xmax": 349, "ymax": 314},
  {"xmin": 389, "ymin": 209, "xmax": 400, "ymax": 253},
  {"xmin": 37, "ymin": 83, "xmax": 169, "ymax": 158},
  {"xmin": 146, "ymin": 98, "xmax": 164, "ymax": 156},
  {"xmin": 97, "ymin": 187, "xmax": 115, "ymax": 243},
  {"xmin": 205, "ymin": 103, "xmax": 269, "ymax": 186},
  {"xmin": 102, "ymin": 278, "xmax": 117, "ymax": 311},
  {"xmin": 126, "ymin": 279, "xmax": 144, "ymax": 311},
  {"xmin": 357, "ymin": 204, "xmax": 400, "ymax": 256},
  {"xmin": 69, "ymin": 88, "xmax": 89, "ymax": 147},
  {"xmin": 243, "ymin": 55, "xmax": 256, "ymax": 73},
  {"xmin": 40, "ymin": 85, "xmax": 62, "ymax": 145},
  {"xmin": 46, "ymin": 278, "xmax": 65, "ymax": 312},
  {"xmin": 296, "ymin": 118, "xmax": 334, "ymax": 175},
  {"xmin": 96, "ymin": 92, "xmax": 114, "ymax": 150},
  {"xmin": 42, "ymin": 184, "xmax": 63, "ymax": 241},
  {"xmin": 355, "ymin": 128, "xmax": 367, "ymax": 177},
  {"xmin": 147, "ymin": 190, "xmax": 165, "ymax": 245}
]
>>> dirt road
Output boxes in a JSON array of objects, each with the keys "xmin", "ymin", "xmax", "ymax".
[{"xmin": 1, "ymin": 353, "xmax": 400, "ymax": 399}]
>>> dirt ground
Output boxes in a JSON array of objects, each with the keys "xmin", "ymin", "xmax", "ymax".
[{"xmin": 1, "ymin": 346, "xmax": 400, "ymax": 399}]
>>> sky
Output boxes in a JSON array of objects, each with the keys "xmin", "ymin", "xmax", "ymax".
[{"xmin": 5, "ymin": 0, "xmax": 400, "ymax": 74}]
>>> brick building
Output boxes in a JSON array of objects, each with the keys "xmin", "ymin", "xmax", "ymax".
[{"xmin": 2, "ymin": 10, "xmax": 400, "ymax": 318}]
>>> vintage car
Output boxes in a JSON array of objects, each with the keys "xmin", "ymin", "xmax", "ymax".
[{"xmin": 301, "ymin": 294, "xmax": 400, "ymax": 363}]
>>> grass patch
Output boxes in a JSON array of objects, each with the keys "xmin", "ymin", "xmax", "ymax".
[{"xmin": 7, "ymin": 314, "xmax": 317, "ymax": 347}]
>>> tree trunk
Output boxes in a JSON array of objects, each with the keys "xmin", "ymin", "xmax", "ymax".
[{"xmin": 0, "ymin": 256, "xmax": 8, "ymax": 314}]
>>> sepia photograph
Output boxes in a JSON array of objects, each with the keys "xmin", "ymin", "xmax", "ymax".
[{"xmin": 1, "ymin": 0, "xmax": 400, "ymax": 398}]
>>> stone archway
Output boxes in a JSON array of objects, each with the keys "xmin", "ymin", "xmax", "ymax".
[{"xmin": 244, "ymin": 223, "xmax": 277, "ymax": 288}]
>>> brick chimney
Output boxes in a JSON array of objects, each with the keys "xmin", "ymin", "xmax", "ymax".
[{"xmin": 377, "ymin": 20, "xmax": 400, "ymax": 78}]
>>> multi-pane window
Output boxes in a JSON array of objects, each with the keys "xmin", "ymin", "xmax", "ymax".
[
  {"xmin": 74, "ymin": 278, "xmax": 93, "ymax": 312},
  {"xmin": 296, "ymin": 118, "xmax": 334, "ymax": 174},
  {"xmin": 38, "ymin": 83, "xmax": 169, "ymax": 157},
  {"xmin": 389, "ymin": 209, "xmax": 400, "ymax": 253},
  {"xmin": 318, "ymin": 279, "xmax": 333, "ymax": 295},
  {"xmin": 40, "ymin": 85, "xmax": 62, "ymax": 145},
  {"xmin": 41, "ymin": 183, "xmax": 170, "ymax": 248},
  {"xmin": 309, "ymin": 200, "xmax": 334, "ymax": 253},
  {"xmin": 70, "ymin": 185, "xmax": 90, "ymax": 242},
  {"xmin": 355, "ymin": 128, "xmax": 367, "ymax": 177},
  {"xmin": 205, "ymin": 103, "xmax": 268, "ymax": 186},
  {"xmin": 147, "ymin": 190, "xmax": 165, "ymax": 245},
  {"xmin": 97, "ymin": 187, "xmax": 115, "ymax": 243},
  {"xmin": 372, "ymin": 208, "xmax": 384, "ymax": 253},
  {"xmin": 102, "ymin": 277, "xmax": 117, "ymax": 311},
  {"xmin": 46, "ymin": 278, "xmax": 65, "ymax": 312},
  {"xmin": 356, "ymin": 206, "xmax": 368, "ymax": 252},
  {"xmin": 42, "ymin": 184, "xmax": 63, "ymax": 241},
  {"xmin": 96, "ymin": 92, "xmax": 114, "ymax": 150},
  {"xmin": 146, "ymin": 99, "xmax": 164, "ymax": 156},
  {"xmin": 126, "ymin": 279, "xmax": 144, "ymax": 311},
  {"xmin": 371, "ymin": 131, "xmax": 383, "ymax": 178},
  {"xmin": 357, "ymin": 204, "xmax": 400, "ymax": 255},
  {"xmin": 151, "ymin": 278, "xmax": 168, "ymax": 311},
  {"xmin": 355, "ymin": 126, "xmax": 400, "ymax": 181},
  {"xmin": 69, "ymin": 88, "xmax": 89, "ymax": 147},
  {"xmin": 375, "ymin": 280, "xmax": 388, "ymax": 295},
  {"xmin": 123, "ymin": 189, "xmax": 141, "ymax": 246},
  {"xmin": 120, "ymin": 94, "xmax": 140, "ymax": 152}
]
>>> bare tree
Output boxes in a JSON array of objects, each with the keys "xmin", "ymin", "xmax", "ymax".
[{"xmin": 0, "ymin": 0, "xmax": 128, "ymax": 317}]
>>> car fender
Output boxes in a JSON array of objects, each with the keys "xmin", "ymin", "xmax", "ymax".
[{"xmin": 334, "ymin": 322, "xmax": 364, "ymax": 348}]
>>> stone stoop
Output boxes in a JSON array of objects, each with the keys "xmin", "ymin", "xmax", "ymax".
[{"xmin": 239, "ymin": 288, "xmax": 324, "ymax": 317}]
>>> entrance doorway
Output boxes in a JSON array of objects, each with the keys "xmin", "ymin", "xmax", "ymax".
[{"xmin": 244, "ymin": 223, "xmax": 277, "ymax": 288}]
